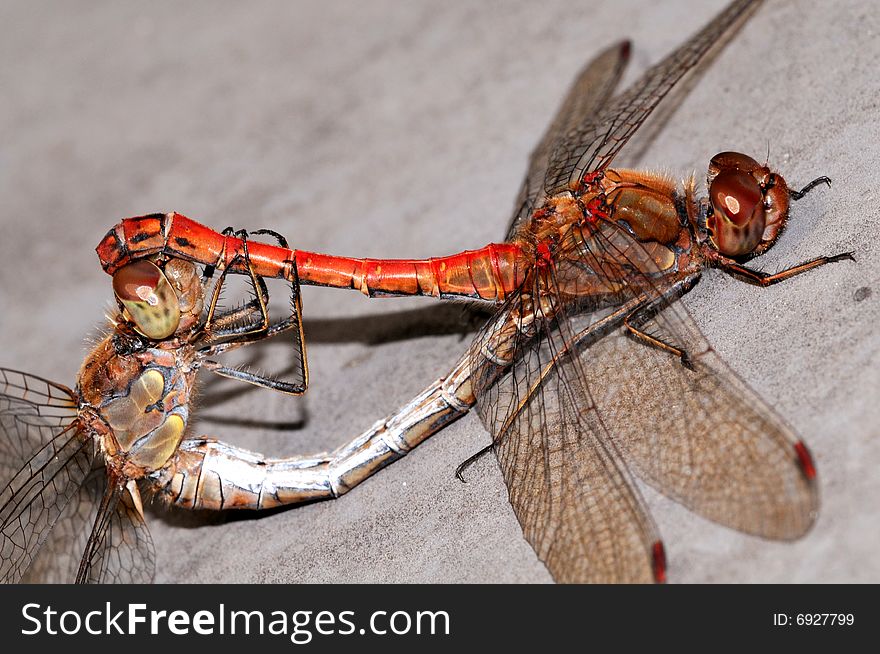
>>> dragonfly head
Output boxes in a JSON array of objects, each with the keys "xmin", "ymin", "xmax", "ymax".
[
  {"xmin": 705, "ymin": 151, "xmax": 790, "ymax": 259},
  {"xmin": 112, "ymin": 258, "xmax": 203, "ymax": 339}
]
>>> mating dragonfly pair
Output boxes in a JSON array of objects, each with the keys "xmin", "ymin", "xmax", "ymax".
[{"xmin": 0, "ymin": 0, "xmax": 852, "ymax": 583}]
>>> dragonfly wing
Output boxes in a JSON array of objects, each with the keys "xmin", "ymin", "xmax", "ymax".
[
  {"xmin": 541, "ymin": 0, "xmax": 763, "ymax": 195},
  {"xmin": 74, "ymin": 475, "xmax": 155, "ymax": 584},
  {"xmin": 0, "ymin": 368, "xmax": 79, "ymax": 478},
  {"xmin": 556, "ymin": 215, "xmax": 816, "ymax": 538},
  {"xmin": 22, "ymin": 469, "xmax": 155, "ymax": 583},
  {"xmin": 506, "ymin": 40, "xmax": 630, "ymax": 239},
  {"xmin": 0, "ymin": 421, "xmax": 94, "ymax": 583},
  {"xmin": 562, "ymin": 260, "xmax": 818, "ymax": 538},
  {"xmin": 0, "ymin": 368, "xmax": 77, "ymax": 412},
  {"xmin": 0, "ymin": 369, "xmax": 96, "ymax": 583},
  {"xmin": 472, "ymin": 202, "xmax": 816, "ymax": 580},
  {"xmin": 472, "ymin": 292, "xmax": 661, "ymax": 583}
]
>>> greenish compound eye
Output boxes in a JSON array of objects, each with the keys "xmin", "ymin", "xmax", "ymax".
[{"xmin": 112, "ymin": 260, "xmax": 181, "ymax": 339}]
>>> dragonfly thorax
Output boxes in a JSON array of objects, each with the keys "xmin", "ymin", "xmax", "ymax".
[{"xmin": 77, "ymin": 335, "xmax": 195, "ymax": 478}]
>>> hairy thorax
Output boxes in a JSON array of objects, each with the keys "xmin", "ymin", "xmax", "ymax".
[
  {"xmin": 517, "ymin": 169, "xmax": 699, "ymax": 303},
  {"xmin": 76, "ymin": 332, "xmax": 197, "ymax": 479}
]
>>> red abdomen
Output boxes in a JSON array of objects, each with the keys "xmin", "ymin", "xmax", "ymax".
[{"xmin": 96, "ymin": 213, "xmax": 527, "ymax": 302}]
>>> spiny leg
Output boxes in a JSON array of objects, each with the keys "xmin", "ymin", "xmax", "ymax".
[
  {"xmin": 204, "ymin": 229, "xmax": 270, "ymax": 338},
  {"xmin": 455, "ymin": 444, "xmax": 494, "ymax": 482},
  {"xmin": 200, "ymin": 317, "xmax": 307, "ymax": 394},
  {"xmin": 206, "ymin": 283, "xmax": 268, "ymax": 335},
  {"xmin": 719, "ymin": 251, "xmax": 855, "ymax": 287},
  {"xmin": 202, "ymin": 361, "xmax": 305, "ymax": 395},
  {"xmin": 623, "ymin": 279, "xmax": 699, "ymax": 369},
  {"xmin": 200, "ymin": 227, "xmax": 309, "ymax": 394},
  {"xmin": 789, "ymin": 176, "xmax": 831, "ymax": 201},
  {"xmin": 205, "ymin": 225, "xmax": 298, "ymax": 338},
  {"xmin": 251, "ymin": 228, "xmax": 289, "ymax": 249}
]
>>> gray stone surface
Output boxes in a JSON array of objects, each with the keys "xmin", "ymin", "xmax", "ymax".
[{"xmin": 1, "ymin": 0, "xmax": 877, "ymax": 583}]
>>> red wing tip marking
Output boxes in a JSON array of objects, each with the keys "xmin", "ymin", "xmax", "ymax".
[
  {"xmin": 652, "ymin": 540, "xmax": 667, "ymax": 584},
  {"xmin": 619, "ymin": 40, "xmax": 632, "ymax": 60},
  {"xmin": 794, "ymin": 441, "xmax": 817, "ymax": 480}
]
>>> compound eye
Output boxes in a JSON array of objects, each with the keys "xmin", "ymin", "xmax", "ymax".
[
  {"xmin": 112, "ymin": 261, "xmax": 181, "ymax": 339},
  {"xmin": 709, "ymin": 169, "xmax": 762, "ymax": 227},
  {"xmin": 710, "ymin": 151, "xmax": 760, "ymax": 172}
]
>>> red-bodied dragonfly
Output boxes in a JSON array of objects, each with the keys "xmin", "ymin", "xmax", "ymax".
[{"xmin": 0, "ymin": 0, "xmax": 852, "ymax": 583}]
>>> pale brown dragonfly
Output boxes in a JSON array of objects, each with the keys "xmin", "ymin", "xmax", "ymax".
[{"xmin": 0, "ymin": 0, "xmax": 851, "ymax": 583}]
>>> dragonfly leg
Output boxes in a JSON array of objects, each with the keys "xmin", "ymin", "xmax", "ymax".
[
  {"xmin": 208, "ymin": 302, "xmax": 263, "ymax": 332},
  {"xmin": 454, "ymin": 444, "xmax": 494, "ymax": 483},
  {"xmin": 623, "ymin": 280, "xmax": 700, "ymax": 368},
  {"xmin": 202, "ymin": 358, "xmax": 306, "ymax": 395},
  {"xmin": 789, "ymin": 176, "xmax": 831, "ymax": 201},
  {"xmin": 204, "ymin": 229, "xmax": 271, "ymax": 338},
  {"xmin": 199, "ymin": 310, "xmax": 308, "ymax": 395},
  {"xmin": 199, "ymin": 310, "xmax": 308, "ymax": 396},
  {"xmin": 200, "ymin": 226, "xmax": 288, "ymax": 276},
  {"xmin": 718, "ymin": 251, "xmax": 855, "ymax": 287},
  {"xmin": 204, "ymin": 256, "xmax": 270, "ymax": 337},
  {"xmin": 251, "ymin": 228, "xmax": 289, "ymax": 249},
  {"xmin": 149, "ymin": 354, "xmax": 475, "ymax": 510},
  {"xmin": 199, "ymin": 226, "xmax": 309, "ymax": 393},
  {"xmin": 625, "ymin": 312, "xmax": 693, "ymax": 368}
]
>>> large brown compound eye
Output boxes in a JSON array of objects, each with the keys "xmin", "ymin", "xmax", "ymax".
[
  {"xmin": 709, "ymin": 151, "xmax": 760, "ymax": 177},
  {"xmin": 707, "ymin": 169, "xmax": 766, "ymax": 257},
  {"xmin": 710, "ymin": 169, "xmax": 761, "ymax": 227},
  {"xmin": 112, "ymin": 260, "xmax": 181, "ymax": 339}
]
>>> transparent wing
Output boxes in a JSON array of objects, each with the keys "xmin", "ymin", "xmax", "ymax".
[
  {"xmin": 571, "ymin": 285, "xmax": 818, "ymax": 539},
  {"xmin": 0, "ymin": 404, "xmax": 94, "ymax": 583},
  {"xmin": 540, "ymin": 0, "xmax": 763, "ymax": 196},
  {"xmin": 0, "ymin": 429, "xmax": 94, "ymax": 583},
  {"xmin": 472, "ymin": 293, "xmax": 661, "ymax": 582},
  {"xmin": 92, "ymin": 485, "xmax": 155, "ymax": 584},
  {"xmin": 73, "ymin": 475, "xmax": 155, "ymax": 584},
  {"xmin": 0, "ymin": 368, "xmax": 94, "ymax": 583},
  {"xmin": 505, "ymin": 40, "xmax": 630, "ymax": 239},
  {"xmin": 1, "ymin": 369, "xmax": 155, "ymax": 584},
  {"xmin": 556, "ymin": 217, "xmax": 817, "ymax": 538},
  {"xmin": 471, "ymin": 213, "xmax": 816, "ymax": 582},
  {"xmin": 19, "ymin": 466, "xmax": 100, "ymax": 583},
  {"xmin": 0, "ymin": 368, "xmax": 79, "ymax": 479},
  {"xmin": 23, "ymin": 468, "xmax": 155, "ymax": 584},
  {"xmin": 0, "ymin": 369, "xmax": 77, "ymax": 411}
]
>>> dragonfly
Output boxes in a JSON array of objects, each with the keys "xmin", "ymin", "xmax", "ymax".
[{"xmin": 1, "ymin": 0, "xmax": 853, "ymax": 583}]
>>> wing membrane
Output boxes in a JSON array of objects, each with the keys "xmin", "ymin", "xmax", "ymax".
[
  {"xmin": 555, "ymin": 216, "xmax": 818, "ymax": 538},
  {"xmin": 0, "ymin": 421, "xmax": 94, "ymax": 582},
  {"xmin": 22, "ymin": 468, "xmax": 156, "ymax": 584},
  {"xmin": 471, "ymin": 279, "xmax": 660, "ymax": 583},
  {"xmin": 74, "ymin": 476, "xmax": 155, "ymax": 584},
  {"xmin": 540, "ymin": 0, "xmax": 763, "ymax": 196},
  {"xmin": 0, "ymin": 368, "xmax": 95, "ymax": 583},
  {"xmin": 573, "ymin": 285, "xmax": 818, "ymax": 539},
  {"xmin": 506, "ymin": 40, "xmax": 630, "ymax": 238},
  {"xmin": 472, "ymin": 207, "xmax": 816, "ymax": 581},
  {"xmin": 0, "ymin": 368, "xmax": 78, "ymax": 477}
]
